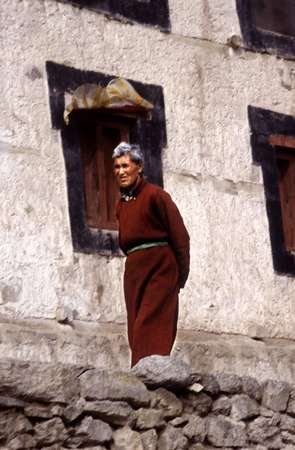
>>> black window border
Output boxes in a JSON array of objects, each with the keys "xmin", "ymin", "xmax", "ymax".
[
  {"xmin": 248, "ymin": 105, "xmax": 295, "ymax": 275},
  {"xmin": 57, "ymin": 0, "xmax": 171, "ymax": 32},
  {"xmin": 46, "ymin": 61, "xmax": 167, "ymax": 256},
  {"xmin": 236, "ymin": 0, "xmax": 295, "ymax": 60}
]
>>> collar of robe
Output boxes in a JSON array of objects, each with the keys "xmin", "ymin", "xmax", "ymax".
[{"xmin": 120, "ymin": 177, "xmax": 146, "ymax": 202}]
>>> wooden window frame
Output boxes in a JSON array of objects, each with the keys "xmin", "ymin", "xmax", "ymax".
[
  {"xmin": 249, "ymin": 106, "xmax": 295, "ymax": 275},
  {"xmin": 236, "ymin": 0, "xmax": 295, "ymax": 60},
  {"xmin": 56, "ymin": 0, "xmax": 171, "ymax": 31},
  {"xmin": 270, "ymin": 135, "xmax": 295, "ymax": 253},
  {"xmin": 46, "ymin": 61, "xmax": 167, "ymax": 256}
]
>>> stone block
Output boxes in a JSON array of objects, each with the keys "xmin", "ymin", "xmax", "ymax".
[
  {"xmin": 25, "ymin": 403, "xmax": 64, "ymax": 419},
  {"xmin": 63, "ymin": 398, "xmax": 86, "ymax": 422},
  {"xmin": 79, "ymin": 369, "xmax": 150, "ymax": 408},
  {"xmin": 231, "ymin": 394, "xmax": 260, "ymax": 421},
  {"xmin": 34, "ymin": 417, "xmax": 68, "ymax": 446},
  {"xmin": 200, "ymin": 374, "xmax": 220, "ymax": 396},
  {"xmin": 261, "ymin": 435, "xmax": 283, "ymax": 448},
  {"xmin": 0, "ymin": 359, "xmax": 82, "ymax": 403},
  {"xmin": 212, "ymin": 395, "xmax": 231, "ymax": 415},
  {"xmin": 65, "ymin": 436, "xmax": 84, "ymax": 448},
  {"xmin": 40, "ymin": 446, "xmax": 68, "ymax": 450},
  {"xmin": 131, "ymin": 355, "xmax": 193, "ymax": 389},
  {"xmin": 111, "ymin": 426, "xmax": 144, "ymax": 450},
  {"xmin": 262, "ymin": 381, "xmax": 290, "ymax": 412},
  {"xmin": 187, "ymin": 445, "xmax": 207, "ymax": 450},
  {"xmin": 215, "ymin": 373, "xmax": 243, "ymax": 394},
  {"xmin": 183, "ymin": 415, "xmax": 206, "ymax": 442},
  {"xmin": 241, "ymin": 445, "xmax": 268, "ymax": 450},
  {"xmin": 6, "ymin": 434, "xmax": 36, "ymax": 449},
  {"xmin": 82, "ymin": 447, "xmax": 107, "ymax": 450},
  {"xmin": 75, "ymin": 416, "xmax": 112, "ymax": 446},
  {"xmin": 247, "ymin": 417, "xmax": 280, "ymax": 443},
  {"xmin": 182, "ymin": 392, "xmax": 213, "ymax": 416},
  {"xmin": 283, "ymin": 431, "xmax": 295, "ymax": 445},
  {"xmin": 154, "ymin": 388, "xmax": 183, "ymax": 419},
  {"xmin": 135, "ymin": 408, "xmax": 165, "ymax": 430},
  {"xmin": 287, "ymin": 389, "xmax": 295, "ymax": 417},
  {"xmin": 140, "ymin": 429, "xmax": 158, "ymax": 450},
  {"xmin": 260, "ymin": 406, "xmax": 279, "ymax": 418},
  {"xmin": 83, "ymin": 400, "xmax": 135, "ymax": 426},
  {"xmin": 207, "ymin": 415, "xmax": 247, "ymax": 447},
  {"xmin": 242, "ymin": 376, "xmax": 263, "ymax": 401},
  {"xmin": 272, "ymin": 413, "xmax": 282, "ymax": 426},
  {"xmin": 169, "ymin": 415, "xmax": 189, "ymax": 427},
  {"xmin": 157, "ymin": 425, "xmax": 188, "ymax": 450},
  {"xmin": 0, "ymin": 410, "xmax": 32, "ymax": 440},
  {"xmin": 240, "ymin": 447, "xmax": 267, "ymax": 450},
  {"xmin": 280, "ymin": 414, "xmax": 295, "ymax": 433}
]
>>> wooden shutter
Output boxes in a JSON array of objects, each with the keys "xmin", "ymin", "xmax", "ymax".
[
  {"xmin": 80, "ymin": 124, "xmax": 100, "ymax": 228},
  {"xmin": 80, "ymin": 119, "xmax": 129, "ymax": 231},
  {"xmin": 277, "ymin": 152, "xmax": 295, "ymax": 251}
]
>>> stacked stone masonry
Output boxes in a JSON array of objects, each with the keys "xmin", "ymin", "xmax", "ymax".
[{"xmin": 0, "ymin": 356, "xmax": 295, "ymax": 450}]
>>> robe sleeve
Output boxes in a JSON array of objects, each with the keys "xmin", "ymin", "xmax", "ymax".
[
  {"xmin": 115, "ymin": 200, "xmax": 125, "ymax": 254},
  {"xmin": 155, "ymin": 190, "xmax": 190, "ymax": 288}
]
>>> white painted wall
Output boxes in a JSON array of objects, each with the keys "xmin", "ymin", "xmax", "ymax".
[{"xmin": 1, "ymin": 0, "xmax": 295, "ymax": 353}]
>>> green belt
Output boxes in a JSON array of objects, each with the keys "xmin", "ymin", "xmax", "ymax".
[{"xmin": 127, "ymin": 241, "xmax": 169, "ymax": 255}]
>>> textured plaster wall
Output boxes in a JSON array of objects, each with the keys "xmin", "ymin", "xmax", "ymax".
[
  {"xmin": 169, "ymin": 0, "xmax": 240, "ymax": 43},
  {"xmin": 1, "ymin": 0, "xmax": 295, "ymax": 353}
]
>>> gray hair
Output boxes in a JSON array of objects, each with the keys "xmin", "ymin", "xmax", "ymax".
[{"xmin": 112, "ymin": 142, "xmax": 144, "ymax": 165}]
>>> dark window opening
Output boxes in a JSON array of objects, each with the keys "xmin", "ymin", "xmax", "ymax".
[
  {"xmin": 250, "ymin": 0, "xmax": 295, "ymax": 38},
  {"xmin": 269, "ymin": 136, "xmax": 295, "ymax": 253},
  {"xmin": 46, "ymin": 61, "xmax": 167, "ymax": 255},
  {"xmin": 249, "ymin": 106, "xmax": 295, "ymax": 275},
  {"xmin": 57, "ymin": 0, "xmax": 170, "ymax": 31},
  {"xmin": 277, "ymin": 153, "xmax": 295, "ymax": 251},
  {"xmin": 236, "ymin": 0, "xmax": 295, "ymax": 59}
]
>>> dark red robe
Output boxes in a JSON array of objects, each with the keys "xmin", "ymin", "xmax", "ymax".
[{"xmin": 116, "ymin": 178, "xmax": 190, "ymax": 366}]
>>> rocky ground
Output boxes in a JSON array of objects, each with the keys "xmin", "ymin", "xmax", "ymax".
[{"xmin": 0, "ymin": 355, "xmax": 294, "ymax": 449}]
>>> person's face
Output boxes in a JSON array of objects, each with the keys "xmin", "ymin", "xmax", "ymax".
[{"xmin": 113, "ymin": 154, "xmax": 142, "ymax": 189}]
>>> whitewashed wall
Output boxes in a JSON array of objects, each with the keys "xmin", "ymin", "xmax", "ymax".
[{"xmin": 1, "ymin": 0, "xmax": 295, "ymax": 357}]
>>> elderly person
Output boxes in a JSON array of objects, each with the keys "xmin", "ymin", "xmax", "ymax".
[{"xmin": 113, "ymin": 142, "xmax": 190, "ymax": 367}]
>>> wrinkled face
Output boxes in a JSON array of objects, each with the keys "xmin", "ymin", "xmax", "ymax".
[{"xmin": 113, "ymin": 155, "xmax": 142, "ymax": 189}]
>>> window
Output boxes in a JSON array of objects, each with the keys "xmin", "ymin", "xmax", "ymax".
[
  {"xmin": 58, "ymin": 0, "xmax": 170, "ymax": 31},
  {"xmin": 249, "ymin": 106, "xmax": 295, "ymax": 275},
  {"xmin": 269, "ymin": 135, "xmax": 295, "ymax": 252},
  {"xmin": 250, "ymin": 0, "xmax": 295, "ymax": 38},
  {"xmin": 78, "ymin": 113, "xmax": 130, "ymax": 231},
  {"xmin": 46, "ymin": 61, "xmax": 167, "ymax": 255},
  {"xmin": 236, "ymin": 0, "xmax": 295, "ymax": 59}
]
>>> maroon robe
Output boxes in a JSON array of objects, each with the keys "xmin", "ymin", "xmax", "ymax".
[{"xmin": 116, "ymin": 178, "xmax": 190, "ymax": 366}]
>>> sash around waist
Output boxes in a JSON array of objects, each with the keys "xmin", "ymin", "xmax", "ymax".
[{"xmin": 126, "ymin": 241, "xmax": 169, "ymax": 255}]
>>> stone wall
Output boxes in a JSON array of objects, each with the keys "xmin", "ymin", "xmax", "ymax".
[
  {"xmin": 1, "ymin": 355, "xmax": 295, "ymax": 449},
  {"xmin": 5, "ymin": 320, "xmax": 295, "ymax": 387}
]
